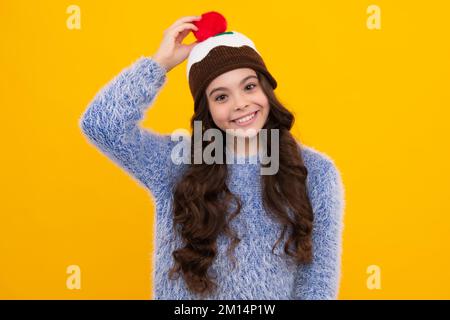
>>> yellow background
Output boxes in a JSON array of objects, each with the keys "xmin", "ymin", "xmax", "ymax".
[{"xmin": 1, "ymin": 0, "xmax": 449, "ymax": 299}]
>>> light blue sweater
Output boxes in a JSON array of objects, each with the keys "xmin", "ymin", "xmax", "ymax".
[{"xmin": 79, "ymin": 56, "xmax": 346, "ymax": 300}]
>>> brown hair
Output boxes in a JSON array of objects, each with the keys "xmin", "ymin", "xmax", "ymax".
[{"xmin": 168, "ymin": 70, "xmax": 314, "ymax": 298}]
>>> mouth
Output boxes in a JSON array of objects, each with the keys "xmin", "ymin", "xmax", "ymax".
[{"xmin": 231, "ymin": 110, "xmax": 259, "ymax": 126}]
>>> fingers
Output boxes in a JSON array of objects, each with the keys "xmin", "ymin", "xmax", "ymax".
[
  {"xmin": 173, "ymin": 15, "xmax": 202, "ymax": 28},
  {"xmin": 175, "ymin": 28, "xmax": 191, "ymax": 42},
  {"xmin": 176, "ymin": 22, "xmax": 199, "ymax": 32},
  {"xmin": 165, "ymin": 22, "xmax": 198, "ymax": 38},
  {"xmin": 166, "ymin": 16, "xmax": 201, "ymax": 33},
  {"xmin": 170, "ymin": 23, "xmax": 198, "ymax": 41}
]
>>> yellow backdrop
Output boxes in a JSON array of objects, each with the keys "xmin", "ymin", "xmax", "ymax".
[{"xmin": 1, "ymin": 0, "xmax": 449, "ymax": 299}]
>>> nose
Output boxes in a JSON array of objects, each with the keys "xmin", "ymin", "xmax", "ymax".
[
  {"xmin": 233, "ymin": 93, "xmax": 250, "ymax": 111},
  {"xmin": 234, "ymin": 104, "xmax": 249, "ymax": 111}
]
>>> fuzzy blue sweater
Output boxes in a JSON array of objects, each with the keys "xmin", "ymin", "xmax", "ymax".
[{"xmin": 79, "ymin": 56, "xmax": 346, "ymax": 300}]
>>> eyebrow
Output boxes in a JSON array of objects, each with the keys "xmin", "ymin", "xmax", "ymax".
[{"xmin": 208, "ymin": 75, "xmax": 258, "ymax": 98}]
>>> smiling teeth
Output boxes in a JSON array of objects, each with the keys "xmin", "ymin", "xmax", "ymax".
[{"xmin": 235, "ymin": 112, "xmax": 256, "ymax": 123}]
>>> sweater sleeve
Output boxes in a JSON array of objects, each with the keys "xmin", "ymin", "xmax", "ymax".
[
  {"xmin": 79, "ymin": 56, "xmax": 178, "ymax": 199},
  {"xmin": 293, "ymin": 159, "xmax": 346, "ymax": 300}
]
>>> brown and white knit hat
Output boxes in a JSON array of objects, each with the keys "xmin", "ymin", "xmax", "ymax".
[{"xmin": 187, "ymin": 11, "xmax": 278, "ymax": 111}]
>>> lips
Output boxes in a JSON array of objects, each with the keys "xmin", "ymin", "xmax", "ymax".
[
  {"xmin": 232, "ymin": 111, "xmax": 258, "ymax": 122},
  {"xmin": 232, "ymin": 110, "xmax": 259, "ymax": 126}
]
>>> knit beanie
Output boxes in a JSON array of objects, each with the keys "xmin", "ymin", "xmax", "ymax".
[{"xmin": 187, "ymin": 11, "xmax": 278, "ymax": 111}]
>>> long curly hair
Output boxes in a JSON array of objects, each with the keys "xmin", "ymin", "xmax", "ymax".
[{"xmin": 168, "ymin": 70, "xmax": 314, "ymax": 298}]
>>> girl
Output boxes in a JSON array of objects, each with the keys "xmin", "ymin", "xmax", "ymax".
[{"xmin": 79, "ymin": 13, "xmax": 345, "ymax": 300}]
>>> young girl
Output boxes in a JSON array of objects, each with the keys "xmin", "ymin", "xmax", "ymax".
[{"xmin": 79, "ymin": 13, "xmax": 345, "ymax": 300}]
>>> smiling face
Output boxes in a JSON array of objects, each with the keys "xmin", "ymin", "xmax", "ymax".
[{"xmin": 205, "ymin": 68, "xmax": 270, "ymax": 138}]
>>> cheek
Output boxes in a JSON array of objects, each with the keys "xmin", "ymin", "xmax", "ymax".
[
  {"xmin": 257, "ymin": 95, "xmax": 270, "ymax": 119},
  {"xmin": 209, "ymin": 107, "xmax": 231, "ymax": 126}
]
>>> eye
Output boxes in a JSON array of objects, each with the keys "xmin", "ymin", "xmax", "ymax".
[
  {"xmin": 246, "ymin": 83, "xmax": 257, "ymax": 90},
  {"xmin": 215, "ymin": 94, "xmax": 227, "ymax": 102},
  {"xmin": 214, "ymin": 83, "xmax": 258, "ymax": 102}
]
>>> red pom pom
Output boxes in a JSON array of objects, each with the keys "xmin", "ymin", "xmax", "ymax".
[{"xmin": 193, "ymin": 11, "xmax": 227, "ymax": 42}]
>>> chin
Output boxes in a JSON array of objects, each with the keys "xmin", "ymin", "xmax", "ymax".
[{"xmin": 226, "ymin": 126, "xmax": 261, "ymax": 139}]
